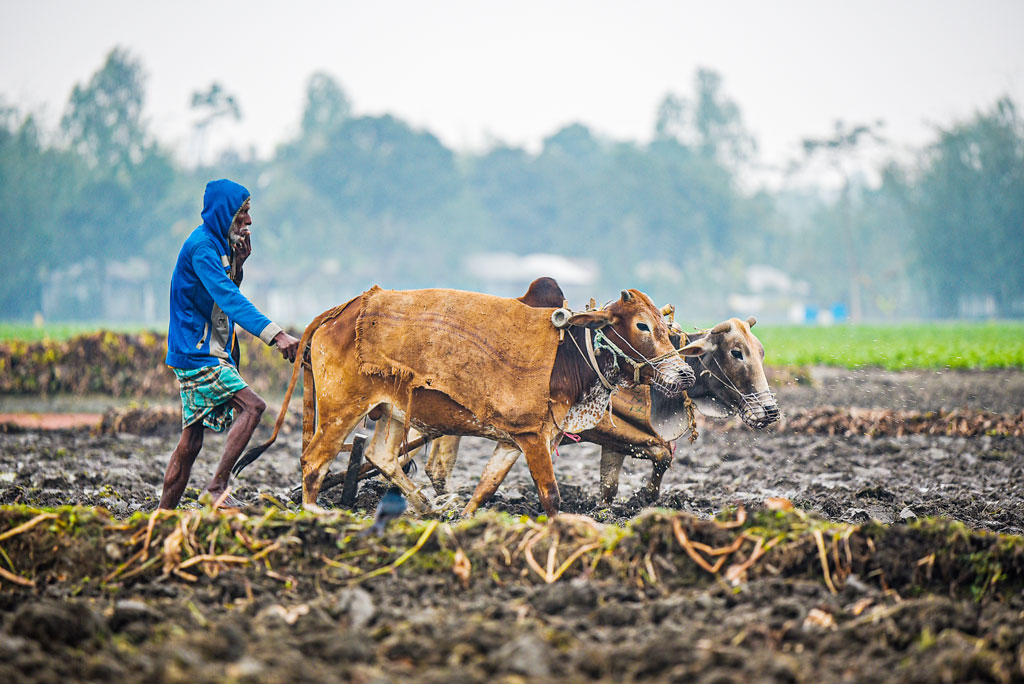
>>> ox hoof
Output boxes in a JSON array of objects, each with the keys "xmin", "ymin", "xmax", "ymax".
[
  {"xmin": 540, "ymin": 498, "xmax": 562, "ymax": 518},
  {"xmin": 628, "ymin": 488, "xmax": 660, "ymax": 508},
  {"xmin": 407, "ymin": 493, "xmax": 434, "ymax": 515}
]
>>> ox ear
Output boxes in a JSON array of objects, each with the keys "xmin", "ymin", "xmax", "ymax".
[
  {"xmin": 746, "ymin": 316, "xmax": 757, "ymax": 329},
  {"xmin": 677, "ymin": 337, "xmax": 713, "ymax": 357},
  {"xmin": 568, "ymin": 309, "xmax": 615, "ymax": 329}
]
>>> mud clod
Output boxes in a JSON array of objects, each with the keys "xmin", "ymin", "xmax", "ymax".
[
  {"xmin": 492, "ymin": 633, "xmax": 556, "ymax": 678},
  {"xmin": 110, "ymin": 599, "xmax": 162, "ymax": 631},
  {"xmin": 10, "ymin": 601, "xmax": 106, "ymax": 648},
  {"xmin": 531, "ymin": 578, "xmax": 597, "ymax": 615}
]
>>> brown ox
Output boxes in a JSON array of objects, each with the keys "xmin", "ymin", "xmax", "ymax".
[
  {"xmin": 362, "ymin": 277, "xmax": 575, "ymax": 514},
  {"xmin": 238, "ymin": 285, "xmax": 691, "ymax": 516},
  {"xmin": 422, "ymin": 315, "xmax": 780, "ymax": 506}
]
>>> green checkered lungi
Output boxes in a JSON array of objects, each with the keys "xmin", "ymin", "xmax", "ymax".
[{"xmin": 172, "ymin": 364, "xmax": 248, "ymax": 432}]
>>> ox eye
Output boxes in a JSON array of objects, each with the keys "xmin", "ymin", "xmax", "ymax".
[
  {"xmin": 731, "ymin": 349, "xmax": 743, "ymax": 360},
  {"xmin": 636, "ymin": 322, "xmax": 650, "ymax": 332}
]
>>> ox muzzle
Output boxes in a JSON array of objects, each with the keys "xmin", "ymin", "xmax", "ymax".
[
  {"xmin": 737, "ymin": 389, "xmax": 781, "ymax": 429},
  {"xmin": 648, "ymin": 355, "xmax": 696, "ymax": 397}
]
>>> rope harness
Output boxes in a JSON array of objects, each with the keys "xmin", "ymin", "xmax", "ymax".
[
  {"xmin": 570, "ymin": 323, "xmax": 688, "ymax": 394},
  {"xmin": 683, "ymin": 391, "xmax": 699, "ymax": 443}
]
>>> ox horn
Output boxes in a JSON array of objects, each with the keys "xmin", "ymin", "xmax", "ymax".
[
  {"xmin": 620, "ymin": 289, "xmax": 633, "ymax": 302},
  {"xmin": 550, "ymin": 308, "xmax": 572, "ymax": 329},
  {"xmin": 711, "ymin": 321, "xmax": 732, "ymax": 335},
  {"xmin": 746, "ymin": 316, "xmax": 757, "ymax": 328}
]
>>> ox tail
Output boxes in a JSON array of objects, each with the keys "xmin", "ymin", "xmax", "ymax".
[{"xmin": 232, "ymin": 298, "xmax": 357, "ymax": 476}]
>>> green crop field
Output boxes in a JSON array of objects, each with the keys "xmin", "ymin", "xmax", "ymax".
[
  {"xmin": 754, "ymin": 321, "xmax": 1024, "ymax": 370},
  {"xmin": 0, "ymin": 322, "xmax": 155, "ymax": 343}
]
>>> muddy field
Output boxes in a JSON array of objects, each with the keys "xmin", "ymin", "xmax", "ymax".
[{"xmin": 1, "ymin": 366, "xmax": 1023, "ymax": 683}]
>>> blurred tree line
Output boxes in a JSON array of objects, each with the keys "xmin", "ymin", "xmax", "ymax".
[{"xmin": 2, "ymin": 48, "xmax": 1022, "ymax": 323}]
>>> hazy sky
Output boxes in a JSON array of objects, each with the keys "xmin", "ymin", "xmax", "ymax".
[{"xmin": 3, "ymin": 0, "xmax": 1023, "ymax": 177}]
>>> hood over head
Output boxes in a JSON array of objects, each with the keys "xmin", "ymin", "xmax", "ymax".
[{"xmin": 200, "ymin": 179, "xmax": 250, "ymax": 252}]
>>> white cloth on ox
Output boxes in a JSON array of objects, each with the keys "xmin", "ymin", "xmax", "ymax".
[
  {"xmin": 355, "ymin": 286, "xmax": 561, "ymax": 433},
  {"xmin": 560, "ymin": 383, "xmax": 615, "ymax": 434}
]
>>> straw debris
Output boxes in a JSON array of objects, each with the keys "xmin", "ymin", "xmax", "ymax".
[{"xmin": 0, "ymin": 504, "xmax": 1020, "ymax": 601}]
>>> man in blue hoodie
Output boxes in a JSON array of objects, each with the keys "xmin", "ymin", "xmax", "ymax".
[{"xmin": 160, "ymin": 179, "xmax": 300, "ymax": 509}]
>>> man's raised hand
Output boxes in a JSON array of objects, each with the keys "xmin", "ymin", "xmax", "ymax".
[{"xmin": 232, "ymin": 229, "xmax": 252, "ymax": 265}]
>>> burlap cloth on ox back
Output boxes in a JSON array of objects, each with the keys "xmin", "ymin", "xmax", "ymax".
[{"xmin": 356, "ymin": 286, "xmax": 560, "ymax": 432}]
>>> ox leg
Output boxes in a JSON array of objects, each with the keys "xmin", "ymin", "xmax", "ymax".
[
  {"xmin": 599, "ymin": 448, "xmax": 626, "ymax": 503},
  {"xmin": 363, "ymin": 407, "xmax": 425, "ymax": 465},
  {"xmin": 301, "ymin": 424, "xmax": 343, "ymax": 505},
  {"xmin": 516, "ymin": 434, "xmax": 561, "ymax": 517},
  {"xmin": 461, "ymin": 443, "xmax": 521, "ymax": 516},
  {"xmin": 361, "ymin": 407, "xmax": 400, "ymax": 465},
  {"xmin": 363, "ymin": 453, "xmax": 432, "ymax": 514},
  {"xmin": 639, "ymin": 445, "xmax": 673, "ymax": 504},
  {"xmin": 361, "ymin": 410, "xmax": 432, "ymax": 514},
  {"xmin": 301, "ymin": 401, "xmax": 366, "ymax": 505},
  {"xmin": 426, "ymin": 436, "xmax": 461, "ymax": 496}
]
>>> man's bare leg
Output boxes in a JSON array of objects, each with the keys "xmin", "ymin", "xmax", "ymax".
[
  {"xmin": 159, "ymin": 422, "xmax": 205, "ymax": 509},
  {"xmin": 206, "ymin": 387, "xmax": 266, "ymax": 506}
]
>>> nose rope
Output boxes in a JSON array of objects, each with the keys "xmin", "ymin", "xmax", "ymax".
[
  {"xmin": 605, "ymin": 325, "xmax": 684, "ymax": 366},
  {"xmin": 708, "ymin": 355, "xmax": 746, "ymax": 397},
  {"xmin": 604, "ymin": 327, "xmax": 692, "ymax": 396}
]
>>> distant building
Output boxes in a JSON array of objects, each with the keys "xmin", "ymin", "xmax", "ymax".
[
  {"xmin": 42, "ymin": 258, "xmax": 158, "ymax": 323},
  {"xmin": 464, "ymin": 252, "xmax": 598, "ymax": 306},
  {"xmin": 726, "ymin": 264, "xmax": 814, "ymax": 324}
]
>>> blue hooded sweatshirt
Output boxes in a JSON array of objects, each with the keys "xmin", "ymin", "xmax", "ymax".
[{"xmin": 166, "ymin": 179, "xmax": 283, "ymax": 370}]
